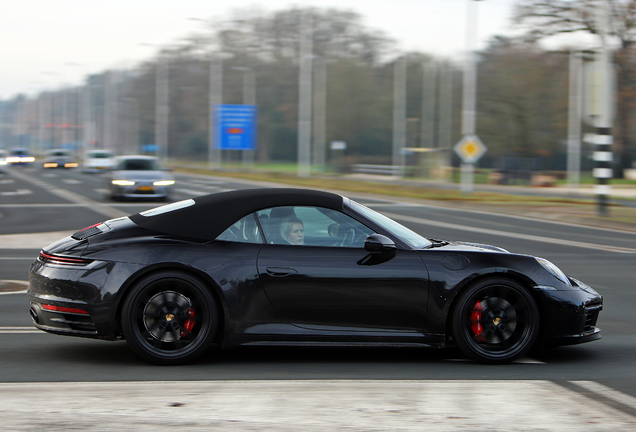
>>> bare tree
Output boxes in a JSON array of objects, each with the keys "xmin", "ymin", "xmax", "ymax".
[{"xmin": 514, "ymin": 0, "xmax": 636, "ymax": 175}]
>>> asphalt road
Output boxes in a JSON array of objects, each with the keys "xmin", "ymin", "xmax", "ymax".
[{"xmin": 1, "ymin": 165, "xmax": 636, "ymax": 428}]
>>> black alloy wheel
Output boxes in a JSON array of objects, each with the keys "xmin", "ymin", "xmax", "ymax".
[
  {"xmin": 121, "ymin": 271, "xmax": 219, "ymax": 365},
  {"xmin": 452, "ymin": 278, "xmax": 539, "ymax": 364}
]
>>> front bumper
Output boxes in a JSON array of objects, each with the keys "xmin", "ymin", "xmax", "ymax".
[
  {"xmin": 111, "ymin": 184, "xmax": 171, "ymax": 199},
  {"xmin": 537, "ymin": 284, "xmax": 603, "ymax": 349}
]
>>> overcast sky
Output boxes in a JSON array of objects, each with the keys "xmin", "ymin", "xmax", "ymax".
[{"xmin": 1, "ymin": 0, "xmax": 582, "ymax": 100}]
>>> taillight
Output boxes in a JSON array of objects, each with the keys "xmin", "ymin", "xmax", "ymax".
[
  {"xmin": 39, "ymin": 251, "xmax": 93, "ymax": 266},
  {"xmin": 42, "ymin": 304, "xmax": 88, "ymax": 315}
]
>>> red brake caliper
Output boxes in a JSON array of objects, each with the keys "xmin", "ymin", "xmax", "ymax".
[
  {"xmin": 470, "ymin": 301, "xmax": 484, "ymax": 342},
  {"xmin": 180, "ymin": 308, "xmax": 196, "ymax": 339}
]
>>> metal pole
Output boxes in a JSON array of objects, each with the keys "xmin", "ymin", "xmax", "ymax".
[
  {"xmin": 460, "ymin": 0, "xmax": 480, "ymax": 194},
  {"xmin": 594, "ymin": 0, "xmax": 613, "ymax": 215},
  {"xmin": 392, "ymin": 55, "xmax": 406, "ymax": 176},
  {"xmin": 421, "ymin": 62, "xmax": 437, "ymax": 149},
  {"xmin": 155, "ymin": 57, "xmax": 169, "ymax": 162},
  {"xmin": 438, "ymin": 62, "xmax": 453, "ymax": 180},
  {"xmin": 241, "ymin": 68, "xmax": 256, "ymax": 167},
  {"xmin": 312, "ymin": 56, "xmax": 326, "ymax": 169},
  {"xmin": 208, "ymin": 52, "xmax": 223, "ymax": 170},
  {"xmin": 567, "ymin": 50, "xmax": 583, "ymax": 191},
  {"xmin": 297, "ymin": 10, "xmax": 313, "ymax": 177}
]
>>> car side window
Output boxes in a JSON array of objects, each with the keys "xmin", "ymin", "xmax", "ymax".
[
  {"xmin": 257, "ymin": 206, "xmax": 373, "ymax": 247},
  {"xmin": 216, "ymin": 213, "xmax": 263, "ymax": 244}
]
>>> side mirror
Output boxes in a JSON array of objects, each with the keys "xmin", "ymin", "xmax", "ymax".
[{"xmin": 364, "ymin": 234, "xmax": 397, "ymax": 254}]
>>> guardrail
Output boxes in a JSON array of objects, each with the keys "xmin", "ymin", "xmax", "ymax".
[{"xmin": 351, "ymin": 164, "xmax": 402, "ymax": 176}]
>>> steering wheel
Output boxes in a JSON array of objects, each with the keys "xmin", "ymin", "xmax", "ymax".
[{"xmin": 341, "ymin": 228, "xmax": 355, "ymax": 247}]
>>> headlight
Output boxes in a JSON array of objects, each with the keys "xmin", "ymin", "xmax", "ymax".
[
  {"xmin": 153, "ymin": 180, "xmax": 175, "ymax": 186},
  {"xmin": 536, "ymin": 257, "xmax": 570, "ymax": 286},
  {"xmin": 112, "ymin": 180, "xmax": 135, "ymax": 186},
  {"xmin": 21, "ymin": 157, "xmax": 35, "ymax": 162}
]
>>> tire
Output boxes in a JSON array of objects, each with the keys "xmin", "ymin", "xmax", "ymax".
[
  {"xmin": 121, "ymin": 271, "xmax": 219, "ymax": 365},
  {"xmin": 452, "ymin": 278, "xmax": 539, "ymax": 364}
]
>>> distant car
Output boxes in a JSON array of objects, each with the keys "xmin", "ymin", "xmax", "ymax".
[
  {"xmin": 107, "ymin": 155, "xmax": 174, "ymax": 201},
  {"xmin": 0, "ymin": 150, "xmax": 7, "ymax": 173},
  {"xmin": 83, "ymin": 149, "xmax": 116, "ymax": 172},
  {"xmin": 28, "ymin": 188, "xmax": 603, "ymax": 365},
  {"xmin": 6, "ymin": 148, "xmax": 35, "ymax": 166},
  {"xmin": 42, "ymin": 149, "xmax": 78, "ymax": 169}
]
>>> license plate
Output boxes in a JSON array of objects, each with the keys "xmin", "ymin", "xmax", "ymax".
[{"xmin": 137, "ymin": 186, "xmax": 153, "ymax": 192}]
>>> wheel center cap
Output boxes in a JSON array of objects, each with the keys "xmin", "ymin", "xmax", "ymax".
[
  {"xmin": 493, "ymin": 317, "xmax": 502, "ymax": 326},
  {"xmin": 165, "ymin": 314, "xmax": 175, "ymax": 322}
]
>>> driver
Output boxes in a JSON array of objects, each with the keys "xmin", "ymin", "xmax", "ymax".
[{"xmin": 280, "ymin": 217, "xmax": 304, "ymax": 245}]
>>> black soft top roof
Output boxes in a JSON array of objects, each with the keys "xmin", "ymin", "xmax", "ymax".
[{"xmin": 129, "ymin": 188, "xmax": 343, "ymax": 241}]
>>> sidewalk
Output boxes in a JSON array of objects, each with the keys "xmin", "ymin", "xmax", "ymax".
[{"xmin": 1, "ymin": 380, "xmax": 635, "ymax": 431}]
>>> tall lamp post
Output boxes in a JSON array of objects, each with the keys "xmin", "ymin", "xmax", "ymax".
[
  {"xmin": 594, "ymin": 0, "xmax": 613, "ymax": 216},
  {"xmin": 297, "ymin": 10, "xmax": 313, "ymax": 177},
  {"xmin": 457, "ymin": 0, "xmax": 486, "ymax": 194}
]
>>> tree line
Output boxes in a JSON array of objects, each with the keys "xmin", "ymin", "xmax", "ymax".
[{"xmin": 1, "ymin": 2, "xmax": 634, "ymax": 177}]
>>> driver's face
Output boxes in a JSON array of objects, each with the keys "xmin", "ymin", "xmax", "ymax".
[{"xmin": 288, "ymin": 223, "xmax": 304, "ymax": 244}]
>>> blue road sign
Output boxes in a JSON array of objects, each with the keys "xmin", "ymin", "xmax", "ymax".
[{"xmin": 214, "ymin": 104, "xmax": 257, "ymax": 150}]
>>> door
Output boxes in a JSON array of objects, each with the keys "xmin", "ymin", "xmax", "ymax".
[{"xmin": 256, "ymin": 206, "xmax": 429, "ymax": 332}]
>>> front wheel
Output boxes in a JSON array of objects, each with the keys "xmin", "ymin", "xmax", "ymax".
[
  {"xmin": 121, "ymin": 271, "xmax": 219, "ymax": 365},
  {"xmin": 452, "ymin": 278, "xmax": 539, "ymax": 364}
]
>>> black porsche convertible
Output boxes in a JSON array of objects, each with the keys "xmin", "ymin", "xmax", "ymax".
[{"xmin": 28, "ymin": 188, "xmax": 602, "ymax": 365}]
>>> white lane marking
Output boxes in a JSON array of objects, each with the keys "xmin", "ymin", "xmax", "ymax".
[
  {"xmin": 0, "ymin": 188, "xmax": 32, "ymax": 196},
  {"xmin": 0, "ymin": 380, "xmax": 633, "ymax": 430},
  {"xmin": 0, "ymin": 231, "xmax": 73, "ymax": 249},
  {"xmin": 175, "ymin": 188, "xmax": 212, "ymax": 196},
  {"xmin": 0, "ymin": 179, "xmax": 15, "ymax": 184},
  {"xmin": 382, "ymin": 212, "xmax": 636, "ymax": 254},
  {"xmin": 0, "ymin": 327, "xmax": 39, "ymax": 333},
  {"xmin": 571, "ymin": 380, "xmax": 636, "ymax": 411},
  {"xmin": 0, "ymin": 203, "xmax": 85, "ymax": 208},
  {"xmin": 62, "ymin": 179, "xmax": 82, "ymax": 184},
  {"xmin": 0, "ymin": 257, "xmax": 35, "ymax": 260},
  {"xmin": 42, "ymin": 173, "xmax": 58, "ymax": 177},
  {"xmin": 9, "ymin": 169, "xmax": 124, "ymax": 219}
]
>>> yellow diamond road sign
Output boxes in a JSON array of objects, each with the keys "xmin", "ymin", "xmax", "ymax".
[{"xmin": 454, "ymin": 135, "xmax": 487, "ymax": 164}]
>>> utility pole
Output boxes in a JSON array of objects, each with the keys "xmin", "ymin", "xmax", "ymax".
[
  {"xmin": 392, "ymin": 55, "xmax": 406, "ymax": 176},
  {"xmin": 594, "ymin": 0, "xmax": 613, "ymax": 215},
  {"xmin": 567, "ymin": 50, "xmax": 583, "ymax": 191},
  {"xmin": 209, "ymin": 52, "xmax": 223, "ymax": 170},
  {"xmin": 297, "ymin": 10, "xmax": 313, "ymax": 177},
  {"xmin": 155, "ymin": 56, "xmax": 169, "ymax": 162}
]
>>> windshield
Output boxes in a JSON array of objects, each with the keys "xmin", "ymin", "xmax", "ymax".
[
  {"xmin": 348, "ymin": 199, "xmax": 431, "ymax": 249},
  {"xmin": 117, "ymin": 158, "xmax": 160, "ymax": 171},
  {"xmin": 89, "ymin": 151, "xmax": 113, "ymax": 159}
]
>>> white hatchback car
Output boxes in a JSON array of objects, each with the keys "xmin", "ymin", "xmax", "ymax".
[
  {"xmin": 83, "ymin": 149, "xmax": 116, "ymax": 172},
  {"xmin": 0, "ymin": 150, "xmax": 7, "ymax": 173}
]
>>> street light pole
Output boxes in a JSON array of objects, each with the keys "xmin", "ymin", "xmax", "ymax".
[
  {"xmin": 594, "ymin": 0, "xmax": 613, "ymax": 215},
  {"xmin": 209, "ymin": 52, "xmax": 223, "ymax": 170},
  {"xmin": 459, "ymin": 0, "xmax": 483, "ymax": 194},
  {"xmin": 155, "ymin": 55, "xmax": 169, "ymax": 162},
  {"xmin": 297, "ymin": 10, "xmax": 313, "ymax": 177},
  {"xmin": 392, "ymin": 55, "xmax": 407, "ymax": 176}
]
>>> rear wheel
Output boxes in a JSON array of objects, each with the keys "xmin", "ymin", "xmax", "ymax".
[
  {"xmin": 121, "ymin": 271, "xmax": 219, "ymax": 365},
  {"xmin": 452, "ymin": 278, "xmax": 539, "ymax": 364}
]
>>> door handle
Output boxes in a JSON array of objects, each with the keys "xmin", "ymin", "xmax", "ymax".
[{"xmin": 266, "ymin": 267, "xmax": 298, "ymax": 277}]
